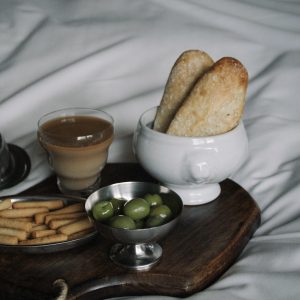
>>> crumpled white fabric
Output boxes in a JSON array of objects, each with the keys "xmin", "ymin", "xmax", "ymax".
[{"xmin": 1, "ymin": 0, "xmax": 300, "ymax": 299}]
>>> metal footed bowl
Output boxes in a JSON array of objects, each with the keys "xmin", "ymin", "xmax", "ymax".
[{"xmin": 85, "ymin": 181, "xmax": 183, "ymax": 271}]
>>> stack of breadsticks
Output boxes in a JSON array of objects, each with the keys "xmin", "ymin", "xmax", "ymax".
[
  {"xmin": 153, "ymin": 50, "xmax": 248, "ymax": 137},
  {"xmin": 0, "ymin": 198, "xmax": 94, "ymax": 245}
]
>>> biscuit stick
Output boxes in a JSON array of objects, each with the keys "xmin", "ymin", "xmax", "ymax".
[
  {"xmin": 58, "ymin": 218, "xmax": 93, "ymax": 236},
  {"xmin": 13, "ymin": 200, "xmax": 64, "ymax": 210},
  {"xmin": 45, "ymin": 212, "xmax": 86, "ymax": 225},
  {"xmin": 19, "ymin": 234, "xmax": 68, "ymax": 245},
  {"xmin": 0, "ymin": 217, "xmax": 32, "ymax": 232},
  {"xmin": 34, "ymin": 203, "xmax": 85, "ymax": 224},
  {"xmin": 31, "ymin": 229, "xmax": 56, "ymax": 239},
  {"xmin": 0, "ymin": 207, "xmax": 49, "ymax": 218},
  {"xmin": 0, "ymin": 234, "xmax": 18, "ymax": 245},
  {"xmin": 0, "ymin": 199, "xmax": 12, "ymax": 211},
  {"xmin": 0, "ymin": 227, "xmax": 28, "ymax": 241},
  {"xmin": 17, "ymin": 217, "xmax": 33, "ymax": 222},
  {"xmin": 31, "ymin": 224, "xmax": 48, "ymax": 231},
  {"xmin": 48, "ymin": 218, "xmax": 82, "ymax": 230},
  {"xmin": 49, "ymin": 202, "xmax": 84, "ymax": 214}
]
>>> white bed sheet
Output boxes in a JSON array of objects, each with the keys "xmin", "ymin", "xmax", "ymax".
[{"xmin": 1, "ymin": 0, "xmax": 300, "ymax": 299}]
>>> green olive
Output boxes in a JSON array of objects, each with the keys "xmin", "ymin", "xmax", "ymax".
[
  {"xmin": 145, "ymin": 216, "xmax": 165, "ymax": 228},
  {"xmin": 109, "ymin": 215, "xmax": 136, "ymax": 229},
  {"xmin": 109, "ymin": 198, "xmax": 126, "ymax": 214},
  {"xmin": 123, "ymin": 198, "xmax": 150, "ymax": 221},
  {"xmin": 135, "ymin": 219, "xmax": 145, "ymax": 229},
  {"xmin": 150, "ymin": 204, "xmax": 172, "ymax": 222},
  {"xmin": 144, "ymin": 193, "xmax": 163, "ymax": 207},
  {"xmin": 92, "ymin": 201, "xmax": 114, "ymax": 221}
]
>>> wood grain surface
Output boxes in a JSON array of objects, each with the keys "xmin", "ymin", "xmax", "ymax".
[{"xmin": 0, "ymin": 163, "xmax": 261, "ymax": 300}]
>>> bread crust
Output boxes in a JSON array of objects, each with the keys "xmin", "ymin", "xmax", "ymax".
[
  {"xmin": 153, "ymin": 50, "xmax": 214, "ymax": 132},
  {"xmin": 166, "ymin": 57, "xmax": 248, "ymax": 137}
]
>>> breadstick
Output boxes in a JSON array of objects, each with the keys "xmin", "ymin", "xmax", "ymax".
[
  {"xmin": 17, "ymin": 217, "xmax": 33, "ymax": 222},
  {"xmin": 0, "ymin": 217, "xmax": 32, "ymax": 232},
  {"xmin": 67, "ymin": 228, "xmax": 94, "ymax": 240},
  {"xmin": 0, "ymin": 227, "xmax": 28, "ymax": 241},
  {"xmin": 34, "ymin": 203, "xmax": 85, "ymax": 224},
  {"xmin": 31, "ymin": 222, "xmax": 45, "ymax": 228},
  {"xmin": 0, "ymin": 199, "xmax": 12, "ymax": 211},
  {"xmin": 31, "ymin": 229, "xmax": 56, "ymax": 239},
  {"xmin": 0, "ymin": 207, "xmax": 48, "ymax": 218},
  {"xmin": 58, "ymin": 218, "xmax": 93, "ymax": 236},
  {"xmin": 13, "ymin": 200, "xmax": 64, "ymax": 210},
  {"xmin": 48, "ymin": 202, "xmax": 84, "ymax": 214},
  {"xmin": 45, "ymin": 212, "xmax": 86, "ymax": 225},
  {"xmin": 0, "ymin": 234, "xmax": 18, "ymax": 245},
  {"xmin": 34, "ymin": 212, "xmax": 51, "ymax": 224},
  {"xmin": 30, "ymin": 224, "xmax": 48, "ymax": 232},
  {"xmin": 48, "ymin": 218, "xmax": 83, "ymax": 230},
  {"xmin": 19, "ymin": 233, "xmax": 68, "ymax": 245},
  {"xmin": 153, "ymin": 50, "xmax": 214, "ymax": 132}
]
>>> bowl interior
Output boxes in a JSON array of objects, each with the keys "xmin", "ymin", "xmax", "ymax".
[{"xmin": 86, "ymin": 181, "xmax": 183, "ymax": 244}]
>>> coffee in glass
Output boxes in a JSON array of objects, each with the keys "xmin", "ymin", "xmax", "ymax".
[{"xmin": 38, "ymin": 108, "xmax": 114, "ymax": 197}]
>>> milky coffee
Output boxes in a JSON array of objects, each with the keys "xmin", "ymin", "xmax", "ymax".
[{"xmin": 38, "ymin": 115, "xmax": 113, "ymax": 194}]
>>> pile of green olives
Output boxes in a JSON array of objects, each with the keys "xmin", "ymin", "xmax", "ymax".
[{"xmin": 91, "ymin": 193, "xmax": 173, "ymax": 229}]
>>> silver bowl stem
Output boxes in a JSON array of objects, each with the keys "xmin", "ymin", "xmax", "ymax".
[{"xmin": 110, "ymin": 243, "xmax": 162, "ymax": 271}]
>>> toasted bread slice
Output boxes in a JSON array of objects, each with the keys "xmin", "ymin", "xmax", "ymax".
[
  {"xmin": 166, "ymin": 57, "xmax": 248, "ymax": 137},
  {"xmin": 153, "ymin": 50, "xmax": 214, "ymax": 132}
]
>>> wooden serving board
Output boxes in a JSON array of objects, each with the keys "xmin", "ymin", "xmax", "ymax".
[{"xmin": 0, "ymin": 163, "xmax": 260, "ymax": 300}]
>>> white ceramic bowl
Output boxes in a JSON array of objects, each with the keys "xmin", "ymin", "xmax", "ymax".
[{"xmin": 133, "ymin": 107, "xmax": 248, "ymax": 205}]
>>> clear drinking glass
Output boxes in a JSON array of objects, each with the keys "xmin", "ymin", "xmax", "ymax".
[{"xmin": 38, "ymin": 108, "xmax": 114, "ymax": 197}]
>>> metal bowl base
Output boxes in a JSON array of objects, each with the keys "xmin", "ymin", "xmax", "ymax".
[{"xmin": 109, "ymin": 243, "xmax": 162, "ymax": 271}]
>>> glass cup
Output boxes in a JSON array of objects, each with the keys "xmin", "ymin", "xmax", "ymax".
[{"xmin": 38, "ymin": 108, "xmax": 114, "ymax": 197}]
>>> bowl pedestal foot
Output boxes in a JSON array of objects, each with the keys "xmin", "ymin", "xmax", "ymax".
[
  {"xmin": 109, "ymin": 243, "xmax": 162, "ymax": 271},
  {"xmin": 165, "ymin": 183, "xmax": 221, "ymax": 205}
]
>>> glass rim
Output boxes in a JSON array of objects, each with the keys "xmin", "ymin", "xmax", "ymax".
[
  {"xmin": 38, "ymin": 107, "xmax": 114, "ymax": 128},
  {"xmin": 37, "ymin": 107, "xmax": 114, "ymax": 147}
]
